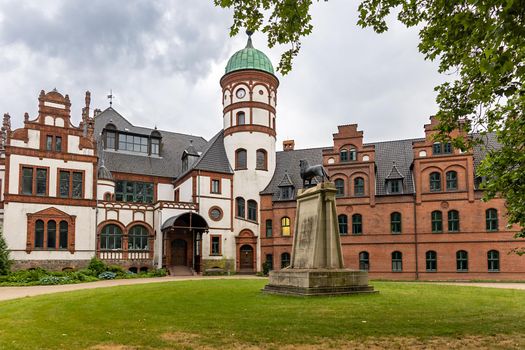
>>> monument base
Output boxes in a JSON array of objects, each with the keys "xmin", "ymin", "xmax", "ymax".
[{"xmin": 262, "ymin": 269, "xmax": 377, "ymax": 296}]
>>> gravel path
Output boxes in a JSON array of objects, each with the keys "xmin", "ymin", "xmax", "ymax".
[
  {"xmin": 1, "ymin": 278, "xmax": 524, "ymax": 302},
  {"xmin": 0, "ymin": 275, "xmax": 260, "ymax": 302}
]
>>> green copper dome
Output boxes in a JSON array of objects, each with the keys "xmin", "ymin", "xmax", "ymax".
[{"xmin": 225, "ymin": 36, "xmax": 274, "ymax": 75}]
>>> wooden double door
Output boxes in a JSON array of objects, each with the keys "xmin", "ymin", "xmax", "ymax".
[{"xmin": 240, "ymin": 245, "xmax": 254, "ymax": 270}]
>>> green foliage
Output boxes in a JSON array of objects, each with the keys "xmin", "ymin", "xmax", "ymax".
[
  {"xmin": 97, "ymin": 271, "xmax": 117, "ymax": 280},
  {"xmin": 0, "ymin": 227, "xmax": 12, "ymax": 275},
  {"xmin": 87, "ymin": 257, "xmax": 107, "ymax": 276},
  {"xmin": 149, "ymin": 268, "xmax": 167, "ymax": 277},
  {"xmin": 217, "ymin": 0, "xmax": 525, "ymax": 247},
  {"xmin": 1, "ymin": 281, "xmax": 525, "ymax": 348},
  {"xmin": 262, "ymin": 261, "xmax": 272, "ymax": 275}
]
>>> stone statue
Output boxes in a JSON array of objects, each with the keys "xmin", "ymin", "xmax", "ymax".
[{"xmin": 299, "ymin": 160, "xmax": 330, "ymax": 187}]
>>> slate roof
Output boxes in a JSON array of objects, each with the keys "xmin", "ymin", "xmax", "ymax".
[
  {"xmin": 261, "ymin": 147, "xmax": 325, "ymax": 201},
  {"xmin": 386, "ymin": 163, "xmax": 405, "ymax": 180},
  {"xmin": 183, "ymin": 130, "xmax": 233, "ymax": 176},
  {"xmin": 94, "ymin": 107, "xmax": 207, "ymax": 178}
]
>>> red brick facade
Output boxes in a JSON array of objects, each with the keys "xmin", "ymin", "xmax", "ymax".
[{"xmin": 260, "ymin": 120, "xmax": 525, "ymax": 280}]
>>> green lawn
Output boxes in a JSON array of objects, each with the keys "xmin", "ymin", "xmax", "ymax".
[{"xmin": 0, "ymin": 280, "xmax": 524, "ymax": 349}]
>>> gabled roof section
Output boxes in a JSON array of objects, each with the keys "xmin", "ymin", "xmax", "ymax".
[
  {"xmin": 185, "ymin": 130, "xmax": 233, "ymax": 175},
  {"xmin": 183, "ymin": 141, "xmax": 200, "ymax": 157},
  {"xmin": 93, "ymin": 107, "xmax": 207, "ymax": 178},
  {"xmin": 386, "ymin": 163, "xmax": 404, "ymax": 180},
  {"xmin": 277, "ymin": 172, "xmax": 294, "ymax": 187},
  {"xmin": 261, "ymin": 147, "xmax": 324, "ymax": 201}
]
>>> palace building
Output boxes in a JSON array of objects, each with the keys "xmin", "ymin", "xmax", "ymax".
[{"xmin": 1, "ymin": 36, "xmax": 524, "ymax": 280}]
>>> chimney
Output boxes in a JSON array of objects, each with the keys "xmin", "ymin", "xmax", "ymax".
[{"xmin": 283, "ymin": 140, "xmax": 295, "ymax": 151}]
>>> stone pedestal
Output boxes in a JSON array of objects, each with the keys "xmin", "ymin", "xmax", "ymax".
[{"xmin": 263, "ymin": 182, "xmax": 376, "ymax": 296}]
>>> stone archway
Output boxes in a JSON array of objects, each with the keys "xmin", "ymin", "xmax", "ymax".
[{"xmin": 235, "ymin": 229, "xmax": 257, "ymax": 273}]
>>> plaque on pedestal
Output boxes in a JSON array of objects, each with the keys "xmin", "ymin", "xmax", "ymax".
[{"xmin": 263, "ymin": 182, "xmax": 376, "ymax": 296}]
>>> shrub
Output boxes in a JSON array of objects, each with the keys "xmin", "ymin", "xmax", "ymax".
[
  {"xmin": 76, "ymin": 268, "xmax": 96, "ymax": 277},
  {"xmin": 0, "ymin": 228, "xmax": 13, "ymax": 275},
  {"xmin": 98, "ymin": 271, "xmax": 117, "ymax": 280},
  {"xmin": 106, "ymin": 265, "xmax": 126, "ymax": 276},
  {"xmin": 87, "ymin": 257, "xmax": 107, "ymax": 276},
  {"xmin": 149, "ymin": 268, "xmax": 167, "ymax": 277},
  {"xmin": 8, "ymin": 268, "xmax": 48, "ymax": 283},
  {"xmin": 262, "ymin": 261, "xmax": 272, "ymax": 276},
  {"xmin": 39, "ymin": 276, "xmax": 71, "ymax": 285}
]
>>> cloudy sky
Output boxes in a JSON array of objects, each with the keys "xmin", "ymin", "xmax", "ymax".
[{"xmin": 0, "ymin": 0, "xmax": 445, "ymax": 150}]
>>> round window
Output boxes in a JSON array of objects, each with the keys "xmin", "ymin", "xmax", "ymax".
[
  {"xmin": 236, "ymin": 88, "xmax": 246, "ymax": 99},
  {"xmin": 209, "ymin": 207, "xmax": 223, "ymax": 221}
]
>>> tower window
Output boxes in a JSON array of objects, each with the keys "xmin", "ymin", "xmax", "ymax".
[
  {"xmin": 235, "ymin": 149, "xmax": 247, "ymax": 170},
  {"xmin": 256, "ymin": 149, "xmax": 267, "ymax": 170},
  {"xmin": 237, "ymin": 112, "xmax": 246, "ymax": 125}
]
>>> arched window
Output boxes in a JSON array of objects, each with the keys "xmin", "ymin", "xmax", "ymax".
[
  {"xmin": 237, "ymin": 111, "xmax": 245, "ymax": 125},
  {"xmin": 281, "ymin": 217, "xmax": 291, "ymax": 236},
  {"xmin": 104, "ymin": 193, "xmax": 111, "ymax": 201},
  {"xmin": 430, "ymin": 172, "xmax": 441, "ymax": 192},
  {"xmin": 128, "ymin": 225, "xmax": 149, "ymax": 250},
  {"xmin": 488, "ymin": 250, "xmax": 500, "ymax": 272},
  {"xmin": 235, "ymin": 149, "xmax": 247, "ymax": 169},
  {"xmin": 426, "ymin": 250, "xmax": 437, "ymax": 272},
  {"xmin": 352, "ymin": 214, "xmax": 362, "ymax": 235},
  {"xmin": 35, "ymin": 220, "xmax": 44, "ymax": 248},
  {"xmin": 448, "ymin": 210, "xmax": 460, "ymax": 232},
  {"xmin": 236, "ymin": 197, "xmax": 245, "ymax": 218},
  {"xmin": 349, "ymin": 148, "xmax": 357, "ymax": 161},
  {"xmin": 359, "ymin": 251, "xmax": 369, "ymax": 271},
  {"xmin": 105, "ymin": 123, "xmax": 116, "ymax": 150},
  {"xmin": 446, "ymin": 171, "xmax": 458, "ymax": 190},
  {"xmin": 265, "ymin": 219, "xmax": 273, "ymax": 237},
  {"xmin": 431, "ymin": 210, "xmax": 443, "ymax": 233},
  {"xmin": 340, "ymin": 149, "xmax": 348, "ymax": 162},
  {"xmin": 47, "ymin": 220, "xmax": 56, "ymax": 249},
  {"xmin": 391, "ymin": 212, "xmax": 402, "ymax": 234},
  {"xmin": 256, "ymin": 149, "xmax": 267, "ymax": 170},
  {"xmin": 59, "ymin": 221, "xmax": 68, "ymax": 249},
  {"xmin": 354, "ymin": 177, "xmax": 365, "ymax": 196},
  {"xmin": 100, "ymin": 224, "xmax": 123, "ymax": 250},
  {"xmin": 338, "ymin": 214, "xmax": 348, "ymax": 235},
  {"xmin": 456, "ymin": 250, "xmax": 468, "ymax": 272},
  {"xmin": 392, "ymin": 251, "xmax": 403, "ymax": 272},
  {"xmin": 281, "ymin": 252, "xmax": 291, "ymax": 268},
  {"xmin": 247, "ymin": 200, "xmax": 258, "ymax": 221},
  {"xmin": 334, "ymin": 179, "xmax": 345, "ymax": 197},
  {"xmin": 486, "ymin": 209, "xmax": 498, "ymax": 231}
]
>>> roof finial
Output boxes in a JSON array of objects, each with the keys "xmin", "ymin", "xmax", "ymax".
[
  {"xmin": 245, "ymin": 29, "xmax": 254, "ymax": 48},
  {"xmin": 107, "ymin": 89, "xmax": 114, "ymax": 107}
]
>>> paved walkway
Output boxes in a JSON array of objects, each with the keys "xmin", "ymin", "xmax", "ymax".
[
  {"xmin": 1, "ymin": 278, "xmax": 524, "ymax": 302},
  {"xmin": 0, "ymin": 275, "xmax": 260, "ymax": 302}
]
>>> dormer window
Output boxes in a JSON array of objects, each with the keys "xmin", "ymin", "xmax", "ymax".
[
  {"xmin": 280, "ymin": 186, "xmax": 293, "ymax": 200},
  {"xmin": 387, "ymin": 179, "xmax": 403, "ymax": 194}
]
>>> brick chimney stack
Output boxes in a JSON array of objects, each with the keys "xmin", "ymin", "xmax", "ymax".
[{"xmin": 283, "ymin": 140, "xmax": 295, "ymax": 151}]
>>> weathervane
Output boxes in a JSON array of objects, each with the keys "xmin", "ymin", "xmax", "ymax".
[{"xmin": 107, "ymin": 90, "xmax": 114, "ymax": 107}]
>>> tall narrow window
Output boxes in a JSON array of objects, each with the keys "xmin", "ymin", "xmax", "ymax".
[
  {"xmin": 47, "ymin": 220, "xmax": 56, "ymax": 249},
  {"xmin": 256, "ymin": 149, "xmax": 267, "ymax": 170},
  {"xmin": 334, "ymin": 179, "xmax": 345, "ymax": 197},
  {"xmin": 448, "ymin": 210, "xmax": 460, "ymax": 232},
  {"xmin": 36, "ymin": 168, "xmax": 47, "ymax": 196},
  {"xmin": 340, "ymin": 149, "xmax": 348, "ymax": 162},
  {"xmin": 59, "ymin": 221, "xmax": 68, "ymax": 249},
  {"xmin": 349, "ymin": 148, "xmax": 357, "ymax": 161},
  {"xmin": 235, "ymin": 149, "xmax": 247, "ymax": 169},
  {"xmin": 354, "ymin": 177, "xmax": 365, "ymax": 196},
  {"xmin": 392, "ymin": 251, "xmax": 403, "ymax": 272},
  {"xmin": 100, "ymin": 224, "xmax": 123, "ymax": 250},
  {"xmin": 446, "ymin": 171, "xmax": 458, "ymax": 190},
  {"xmin": 352, "ymin": 214, "xmax": 362, "ymax": 235},
  {"xmin": 59, "ymin": 171, "xmax": 70, "ymax": 198},
  {"xmin": 236, "ymin": 197, "xmax": 245, "ymax": 218},
  {"xmin": 359, "ymin": 251, "xmax": 369, "ymax": 271},
  {"xmin": 211, "ymin": 236, "xmax": 221, "ymax": 255},
  {"xmin": 281, "ymin": 252, "xmax": 291, "ymax": 268},
  {"xmin": 55, "ymin": 136, "xmax": 62, "ymax": 152},
  {"xmin": 211, "ymin": 179, "xmax": 220, "ymax": 194},
  {"xmin": 128, "ymin": 225, "xmax": 149, "ymax": 250},
  {"xmin": 391, "ymin": 212, "xmax": 402, "ymax": 234},
  {"xmin": 432, "ymin": 143, "xmax": 442, "ymax": 154},
  {"xmin": 488, "ymin": 250, "xmax": 500, "ymax": 272},
  {"xmin": 265, "ymin": 254, "xmax": 273, "ymax": 271},
  {"xmin": 46, "ymin": 135, "xmax": 53, "ymax": 151},
  {"xmin": 426, "ymin": 250, "xmax": 437, "ymax": 272},
  {"xmin": 430, "ymin": 172, "xmax": 441, "ymax": 192},
  {"xmin": 281, "ymin": 217, "xmax": 291, "ymax": 236},
  {"xmin": 338, "ymin": 214, "xmax": 348, "ymax": 235},
  {"xmin": 106, "ymin": 131, "xmax": 116, "ymax": 149},
  {"xmin": 22, "ymin": 167, "xmax": 33, "ymax": 195},
  {"xmin": 456, "ymin": 250, "xmax": 468, "ymax": 272},
  {"xmin": 443, "ymin": 142, "xmax": 453, "ymax": 154},
  {"xmin": 237, "ymin": 112, "xmax": 246, "ymax": 125},
  {"xmin": 247, "ymin": 200, "xmax": 257, "ymax": 221},
  {"xmin": 72, "ymin": 172, "xmax": 83, "ymax": 198},
  {"xmin": 151, "ymin": 138, "xmax": 160, "ymax": 155},
  {"xmin": 431, "ymin": 211, "xmax": 443, "ymax": 233},
  {"xmin": 265, "ymin": 219, "xmax": 273, "ymax": 237},
  {"xmin": 486, "ymin": 209, "xmax": 498, "ymax": 231},
  {"xmin": 34, "ymin": 220, "xmax": 44, "ymax": 248}
]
